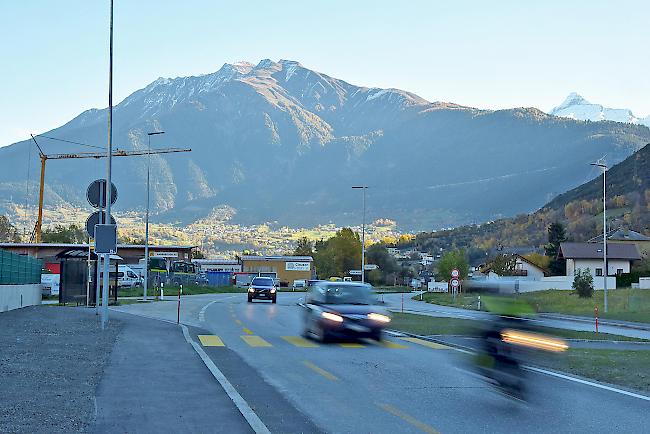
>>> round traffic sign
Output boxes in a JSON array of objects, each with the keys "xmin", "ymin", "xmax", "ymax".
[
  {"xmin": 87, "ymin": 179, "xmax": 118, "ymax": 208},
  {"xmin": 450, "ymin": 278, "xmax": 460, "ymax": 288},
  {"xmin": 85, "ymin": 211, "xmax": 116, "ymax": 237},
  {"xmin": 451, "ymin": 269, "xmax": 460, "ymax": 278}
]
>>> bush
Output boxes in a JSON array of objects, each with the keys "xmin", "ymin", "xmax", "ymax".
[{"xmin": 573, "ymin": 269, "xmax": 594, "ymax": 298}]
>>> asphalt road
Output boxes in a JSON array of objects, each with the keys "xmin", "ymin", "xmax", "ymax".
[{"xmin": 114, "ymin": 293, "xmax": 650, "ymax": 434}]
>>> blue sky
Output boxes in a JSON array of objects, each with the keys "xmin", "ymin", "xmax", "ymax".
[{"xmin": 1, "ymin": 0, "xmax": 648, "ymax": 146}]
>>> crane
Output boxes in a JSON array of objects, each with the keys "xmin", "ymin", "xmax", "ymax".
[{"xmin": 29, "ymin": 134, "xmax": 191, "ymax": 243}]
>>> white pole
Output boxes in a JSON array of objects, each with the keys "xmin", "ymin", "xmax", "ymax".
[
  {"xmin": 603, "ymin": 165, "xmax": 608, "ymax": 313},
  {"xmin": 101, "ymin": 0, "xmax": 114, "ymax": 329},
  {"xmin": 144, "ymin": 135, "xmax": 150, "ymax": 301},
  {"xmin": 361, "ymin": 188, "xmax": 366, "ymax": 283}
]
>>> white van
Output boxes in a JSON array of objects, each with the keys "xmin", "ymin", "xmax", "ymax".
[{"xmin": 292, "ymin": 279, "xmax": 306, "ymax": 290}]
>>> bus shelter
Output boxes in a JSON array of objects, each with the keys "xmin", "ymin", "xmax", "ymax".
[{"xmin": 56, "ymin": 248, "xmax": 121, "ymax": 306}]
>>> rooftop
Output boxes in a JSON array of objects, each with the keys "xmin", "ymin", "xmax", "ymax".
[
  {"xmin": 559, "ymin": 242, "xmax": 641, "ymax": 261},
  {"xmin": 241, "ymin": 255, "xmax": 313, "ymax": 262}
]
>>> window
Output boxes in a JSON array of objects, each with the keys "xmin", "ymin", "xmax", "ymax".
[
  {"xmin": 595, "ymin": 268, "xmax": 603, "ymax": 277},
  {"xmin": 617, "ymin": 269, "xmax": 624, "ymax": 276}
]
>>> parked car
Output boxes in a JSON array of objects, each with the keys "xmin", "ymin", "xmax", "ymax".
[
  {"xmin": 247, "ymin": 276, "xmax": 277, "ymax": 303},
  {"xmin": 118, "ymin": 265, "xmax": 142, "ymax": 288},
  {"xmin": 292, "ymin": 279, "xmax": 307, "ymax": 290},
  {"xmin": 301, "ymin": 281, "xmax": 391, "ymax": 342}
]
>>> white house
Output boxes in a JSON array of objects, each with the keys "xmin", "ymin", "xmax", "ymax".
[
  {"xmin": 560, "ymin": 242, "xmax": 641, "ymax": 279},
  {"xmin": 481, "ymin": 254, "xmax": 547, "ymax": 281}
]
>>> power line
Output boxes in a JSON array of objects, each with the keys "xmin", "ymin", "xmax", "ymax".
[{"xmin": 34, "ymin": 134, "xmax": 107, "ymax": 151}]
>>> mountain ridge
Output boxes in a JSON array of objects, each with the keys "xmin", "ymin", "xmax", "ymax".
[{"xmin": 1, "ymin": 60, "xmax": 649, "ymax": 232}]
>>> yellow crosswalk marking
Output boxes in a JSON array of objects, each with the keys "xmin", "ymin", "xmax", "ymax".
[
  {"xmin": 282, "ymin": 336, "xmax": 319, "ymax": 348},
  {"xmin": 241, "ymin": 335, "xmax": 272, "ymax": 347},
  {"xmin": 198, "ymin": 335, "xmax": 225, "ymax": 347},
  {"xmin": 242, "ymin": 327, "xmax": 254, "ymax": 335},
  {"xmin": 303, "ymin": 361, "xmax": 338, "ymax": 381},
  {"xmin": 339, "ymin": 342, "xmax": 366, "ymax": 348},
  {"xmin": 399, "ymin": 337, "xmax": 450, "ymax": 349},
  {"xmin": 379, "ymin": 340, "xmax": 408, "ymax": 349}
]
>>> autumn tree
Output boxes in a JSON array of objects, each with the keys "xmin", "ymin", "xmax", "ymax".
[
  {"xmin": 312, "ymin": 228, "xmax": 361, "ymax": 279},
  {"xmin": 435, "ymin": 249, "xmax": 469, "ymax": 281},
  {"xmin": 293, "ymin": 237, "xmax": 314, "ymax": 257},
  {"xmin": 490, "ymin": 254, "xmax": 518, "ymax": 276},
  {"xmin": 0, "ymin": 215, "xmax": 20, "ymax": 242},
  {"xmin": 42, "ymin": 224, "xmax": 86, "ymax": 243}
]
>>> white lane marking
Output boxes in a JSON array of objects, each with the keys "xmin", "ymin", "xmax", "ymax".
[
  {"xmin": 181, "ymin": 324, "xmax": 271, "ymax": 434},
  {"xmin": 524, "ymin": 365, "xmax": 650, "ymax": 402},
  {"xmin": 198, "ymin": 300, "xmax": 218, "ymax": 322}
]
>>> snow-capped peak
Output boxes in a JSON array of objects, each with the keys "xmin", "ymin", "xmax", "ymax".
[{"xmin": 549, "ymin": 92, "xmax": 649, "ymax": 127}]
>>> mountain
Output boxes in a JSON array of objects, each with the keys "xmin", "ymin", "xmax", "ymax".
[
  {"xmin": 1, "ymin": 60, "xmax": 650, "ymax": 231},
  {"xmin": 550, "ymin": 92, "xmax": 650, "ymax": 127},
  {"xmin": 412, "ymin": 143, "xmax": 650, "ymax": 258}
]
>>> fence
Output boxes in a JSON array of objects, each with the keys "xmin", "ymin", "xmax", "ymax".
[{"xmin": 0, "ymin": 249, "xmax": 43, "ymax": 285}]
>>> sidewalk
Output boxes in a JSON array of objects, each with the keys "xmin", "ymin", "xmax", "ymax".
[{"xmin": 0, "ymin": 305, "xmax": 253, "ymax": 434}]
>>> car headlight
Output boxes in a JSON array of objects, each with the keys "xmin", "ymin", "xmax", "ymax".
[
  {"xmin": 368, "ymin": 313, "xmax": 391, "ymax": 323},
  {"xmin": 248, "ymin": 287, "xmax": 254, "ymax": 293},
  {"xmin": 271, "ymin": 288, "xmax": 276, "ymax": 293},
  {"xmin": 321, "ymin": 311, "xmax": 344, "ymax": 323}
]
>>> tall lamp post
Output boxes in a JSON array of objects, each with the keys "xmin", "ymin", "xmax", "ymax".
[
  {"xmin": 591, "ymin": 161, "xmax": 608, "ymax": 313},
  {"xmin": 352, "ymin": 186, "xmax": 368, "ymax": 283},
  {"xmin": 143, "ymin": 131, "xmax": 165, "ymax": 301}
]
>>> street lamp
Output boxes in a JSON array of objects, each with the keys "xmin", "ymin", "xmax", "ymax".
[
  {"xmin": 352, "ymin": 186, "xmax": 368, "ymax": 283},
  {"xmin": 591, "ymin": 161, "xmax": 608, "ymax": 313},
  {"xmin": 144, "ymin": 131, "xmax": 165, "ymax": 301}
]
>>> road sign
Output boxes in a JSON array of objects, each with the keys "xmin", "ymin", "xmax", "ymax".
[
  {"xmin": 364, "ymin": 264, "xmax": 379, "ymax": 270},
  {"xmin": 349, "ymin": 270, "xmax": 363, "ymax": 276},
  {"xmin": 87, "ymin": 179, "xmax": 117, "ymax": 208},
  {"xmin": 94, "ymin": 224, "xmax": 117, "ymax": 254},
  {"xmin": 450, "ymin": 278, "xmax": 460, "ymax": 288},
  {"xmin": 85, "ymin": 211, "xmax": 116, "ymax": 237},
  {"xmin": 451, "ymin": 269, "xmax": 460, "ymax": 278}
]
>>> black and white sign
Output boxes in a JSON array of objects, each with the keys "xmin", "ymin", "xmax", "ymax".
[
  {"xmin": 85, "ymin": 211, "xmax": 116, "ymax": 238},
  {"xmin": 87, "ymin": 179, "xmax": 118, "ymax": 208},
  {"xmin": 364, "ymin": 264, "xmax": 379, "ymax": 270},
  {"xmin": 349, "ymin": 270, "xmax": 363, "ymax": 276}
]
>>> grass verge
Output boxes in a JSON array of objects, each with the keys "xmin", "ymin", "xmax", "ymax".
[
  {"xmin": 536, "ymin": 349, "xmax": 650, "ymax": 393},
  {"xmin": 390, "ymin": 312, "xmax": 650, "ymax": 393},
  {"xmin": 418, "ymin": 289, "xmax": 650, "ymax": 324},
  {"xmin": 389, "ymin": 312, "xmax": 648, "ymax": 341}
]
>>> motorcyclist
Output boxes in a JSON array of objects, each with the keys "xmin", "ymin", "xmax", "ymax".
[{"xmin": 475, "ymin": 296, "xmax": 536, "ymax": 399}]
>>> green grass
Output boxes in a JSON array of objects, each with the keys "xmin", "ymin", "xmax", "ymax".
[
  {"xmin": 536, "ymin": 349, "xmax": 650, "ymax": 393},
  {"xmin": 375, "ymin": 286, "xmax": 413, "ymax": 294},
  {"xmin": 519, "ymin": 289, "xmax": 650, "ymax": 323},
  {"xmin": 389, "ymin": 312, "xmax": 647, "ymax": 341},
  {"xmin": 117, "ymin": 285, "xmax": 246, "ymax": 297},
  {"xmin": 418, "ymin": 289, "xmax": 650, "ymax": 324}
]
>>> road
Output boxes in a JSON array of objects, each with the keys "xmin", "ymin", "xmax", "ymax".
[{"xmin": 113, "ymin": 293, "xmax": 649, "ymax": 434}]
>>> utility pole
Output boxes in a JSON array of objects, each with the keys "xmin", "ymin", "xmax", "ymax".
[
  {"xmin": 101, "ymin": 0, "xmax": 114, "ymax": 329},
  {"xmin": 591, "ymin": 161, "xmax": 608, "ymax": 313},
  {"xmin": 352, "ymin": 186, "xmax": 368, "ymax": 283},
  {"xmin": 144, "ymin": 131, "xmax": 165, "ymax": 301}
]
